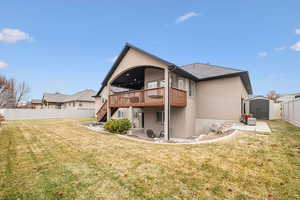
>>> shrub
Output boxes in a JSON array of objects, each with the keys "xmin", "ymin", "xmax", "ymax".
[{"xmin": 104, "ymin": 118, "xmax": 132, "ymax": 134}]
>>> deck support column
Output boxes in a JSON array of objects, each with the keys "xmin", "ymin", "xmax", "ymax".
[
  {"xmin": 107, "ymin": 83, "xmax": 111, "ymax": 121},
  {"xmin": 128, "ymin": 106, "xmax": 133, "ymax": 135},
  {"xmin": 164, "ymin": 68, "xmax": 170, "ymax": 140}
]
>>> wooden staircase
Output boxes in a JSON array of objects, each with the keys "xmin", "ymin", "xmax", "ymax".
[{"xmin": 96, "ymin": 101, "xmax": 117, "ymax": 122}]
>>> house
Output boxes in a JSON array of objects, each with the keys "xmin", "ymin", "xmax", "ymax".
[
  {"xmin": 42, "ymin": 89, "xmax": 96, "ymax": 110},
  {"xmin": 94, "ymin": 43, "xmax": 252, "ymax": 139},
  {"xmin": 31, "ymin": 99, "xmax": 43, "ymax": 109}
]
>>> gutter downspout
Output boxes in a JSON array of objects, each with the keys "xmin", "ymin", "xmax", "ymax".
[{"xmin": 166, "ymin": 65, "xmax": 177, "ymax": 140}]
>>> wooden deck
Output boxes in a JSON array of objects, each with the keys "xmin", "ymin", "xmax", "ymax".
[{"xmin": 109, "ymin": 87, "xmax": 187, "ymax": 108}]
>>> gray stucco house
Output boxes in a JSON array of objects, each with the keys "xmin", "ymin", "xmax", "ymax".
[{"xmin": 94, "ymin": 43, "xmax": 252, "ymax": 139}]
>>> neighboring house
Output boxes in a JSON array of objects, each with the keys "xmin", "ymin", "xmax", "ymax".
[
  {"xmin": 31, "ymin": 99, "xmax": 43, "ymax": 109},
  {"xmin": 42, "ymin": 89, "xmax": 96, "ymax": 110},
  {"xmin": 277, "ymin": 92, "xmax": 300, "ymax": 103},
  {"xmin": 94, "ymin": 43, "xmax": 252, "ymax": 139}
]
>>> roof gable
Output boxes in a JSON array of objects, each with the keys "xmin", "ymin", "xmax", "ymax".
[{"xmin": 102, "ymin": 43, "xmax": 173, "ymax": 85}]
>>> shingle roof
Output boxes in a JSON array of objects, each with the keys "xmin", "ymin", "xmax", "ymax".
[
  {"xmin": 31, "ymin": 99, "xmax": 42, "ymax": 104},
  {"xmin": 43, "ymin": 89, "xmax": 96, "ymax": 103},
  {"xmin": 181, "ymin": 63, "xmax": 252, "ymax": 94},
  {"xmin": 181, "ymin": 63, "xmax": 243, "ymax": 80},
  {"xmin": 64, "ymin": 89, "xmax": 96, "ymax": 102},
  {"xmin": 43, "ymin": 93, "xmax": 68, "ymax": 103}
]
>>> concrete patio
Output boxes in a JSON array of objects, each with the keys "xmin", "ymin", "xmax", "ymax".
[{"xmin": 231, "ymin": 121, "xmax": 271, "ymax": 133}]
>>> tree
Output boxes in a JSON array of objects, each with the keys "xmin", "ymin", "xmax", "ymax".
[
  {"xmin": 0, "ymin": 75, "xmax": 30, "ymax": 108},
  {"xmin": 0, "ymin": 76, "xmax": 16, "ymax": 108},
  {"xmin": 267, "ymin": 90, "xmax": 280, "ymax": 102},
  {"xmin": 15, "ymin": 81, "xmax": 30, "ymax": 106}
]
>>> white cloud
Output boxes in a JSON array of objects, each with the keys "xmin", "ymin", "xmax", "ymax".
[
  {"xmin": 258, "ymin": 52, "xmax": 268, "ymax": 57},
  {"xmin": 296, "ymin": 29, "xmax": 300, "ymax": 34},
  {"xmin": 274, "ymin": 46, "xmax": 286, "ymax": 51},
  {"xmin": 0, "ymin": 60, "xmax": 8, "ymax": 68},
  {"xmin": 290, "ymin": 41, "xmax": 300, "ymax": 51},
  {"xmin": 0, "ymin": 28, "xmax": 32, "ymax": 43},
  {"xmin": 108, "ymin": 56, "xmax": 118, "ymax": 63},
  {"xmin": 176, "ymin": 12, "xmax": 199, "ymax": 24}
]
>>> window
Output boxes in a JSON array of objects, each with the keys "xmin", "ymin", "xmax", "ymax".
[
  {"xmin": 73, "ymin": 102, "xmax": 75, "ymax": 107},
  {"xmin": 79, "ymin": 102, "xmax": 82, "ymax": 107},
  {"xmin": 156, "ymin": 112, "xmax": 164, "ymax": 124},
  {"xmin": 147, "ymin": 81, "xmax": 158, "ymax": 89},
  {"xmin": 178, "ymin": 79, "xmax": 185, "ymax": 90},
  {"xmin": 159, "ymin": 80, "xmax": 165, "ymax": 87},
  {"xmin": 118, "ymin": 110, "xmax": 123, "ymax": 118},
  {"xmin": 188, "ymin": 80, "xmax": 196, "ymax": 96}
]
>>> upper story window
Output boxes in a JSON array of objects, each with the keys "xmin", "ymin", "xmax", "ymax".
[
  {"xmin": 159, "ymin": 80, "xmax": 165, "ymax": 87},
  {"xmin": 147, "ymin": 81, "xmax": 158, "ymax": 89},
  {"xmin": 188, "ymin": 80, "xmax": 196, "ymax": 96},
  {"xmin": 178, "ymin": 79, "xmax": 185, "ymax": 90}
]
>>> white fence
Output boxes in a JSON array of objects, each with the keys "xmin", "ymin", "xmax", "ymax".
[
  {"xmin": 282, "ymin": 99, "xmax": 300, "ymax": 127},
  {"xmin": 0, "ymin": 109, "xmax": 95, "ymax": 120}
]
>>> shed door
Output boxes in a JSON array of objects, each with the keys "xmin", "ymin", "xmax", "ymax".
[{"xmin": 250, "ymin": 99, "xmax": 269, "ymax": 120}]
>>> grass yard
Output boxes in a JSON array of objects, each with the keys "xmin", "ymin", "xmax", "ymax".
[{"xmin": 0, "ymin": 119, "xmax": 299, "ymax": 200}]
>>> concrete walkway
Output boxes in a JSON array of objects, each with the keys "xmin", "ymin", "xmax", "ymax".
[{"xmin": 231, "ymin": 121, "xmax": 271, "ymax": 133}]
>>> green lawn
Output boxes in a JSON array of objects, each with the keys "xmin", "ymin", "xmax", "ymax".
[{"xmin": 0, "ymin": 119, "xmax": 299, "ymax": 200}]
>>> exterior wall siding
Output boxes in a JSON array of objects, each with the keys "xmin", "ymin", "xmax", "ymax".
[{"xmin": 195, "ymin": 76, "xmax": 248, "ymax": 121}]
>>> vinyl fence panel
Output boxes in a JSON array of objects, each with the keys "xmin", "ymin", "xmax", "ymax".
[
  {"xmin": 0, "ymin": 109, "xmax": 95, "ymax": 120},
  {"xmin": 282, "ymin": 99, "xmax": 300, "ymax": 127}
]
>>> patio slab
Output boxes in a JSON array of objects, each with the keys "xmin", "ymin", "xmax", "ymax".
[{"xmin": 231, "ymin": 121, "xmax": 271, "ymax": 133}]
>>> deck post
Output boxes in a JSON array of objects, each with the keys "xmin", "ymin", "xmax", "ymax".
[
  {"xmin": 128, "ymin": 106, "xmax": 133, "ymax": 135},
  {"xmin": 164, "ymin": 68, "xmax": 170, "ymax": 140},
  {"xmin": 107, "ymin": 83, "xmax": 111, "ymax": 121}
]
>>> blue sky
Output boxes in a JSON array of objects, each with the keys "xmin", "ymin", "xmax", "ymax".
[{"xmin": 0, "ymin": 0, "xmax": 299, "ymax": 99}]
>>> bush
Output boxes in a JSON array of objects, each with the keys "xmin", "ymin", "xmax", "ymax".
[{"xmin": 104, "ymin": 118, "xmax": 132, "ymax": 134}]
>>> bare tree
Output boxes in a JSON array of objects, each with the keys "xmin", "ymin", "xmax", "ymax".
[
  {"xmin": 15, "ymin": 81, "xmax": 30, "ymax": 107},
  {"xmin": 0, "ymin": 76, "xmax": 16, "ymax": 108},
  {"xmin": 267, "ymin": 90, "xmax": 280, "ymax": 102}
]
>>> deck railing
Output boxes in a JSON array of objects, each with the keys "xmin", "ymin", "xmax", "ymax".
[{"xmin": 109, "ymin": 87, "xmax": 186, "ymax": 108}]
